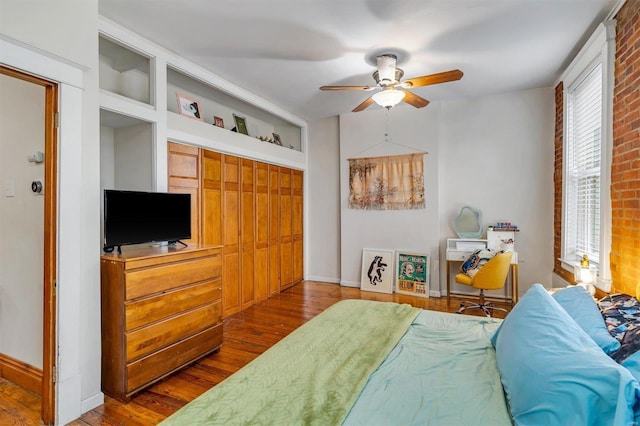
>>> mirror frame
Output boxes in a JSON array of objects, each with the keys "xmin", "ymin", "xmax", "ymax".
[{"xmin": 453, "ymin": 206, "xmax": 483, "ymax": 238}]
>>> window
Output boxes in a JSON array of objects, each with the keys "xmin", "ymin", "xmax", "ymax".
[
  {"xmin": 559, "ymin": 21, "xmax": 614, "ymax": 292},
  {"xmin": 565, "ymin": 63, "xmax": 602, "ymax": 263}
]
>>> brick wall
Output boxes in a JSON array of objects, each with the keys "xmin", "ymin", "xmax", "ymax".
[
  {"xmin": 553, "ymin": 82, "xmax": 575, "ymax": 283},
  {"xmin": 611, "ymin": 0, "xmax": 640, "ymax": 296}
]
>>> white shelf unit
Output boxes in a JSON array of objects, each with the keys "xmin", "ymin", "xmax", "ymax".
[
  {"xmin": 99, "ymin": 35, "xmax": 153, "ymax": 106},
  {"xmin": 98, "ymin": 16, "xmax": 307, "ymax": 194}
]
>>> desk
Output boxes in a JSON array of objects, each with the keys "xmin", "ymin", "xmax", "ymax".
[{"xmin": 445, "ymin": 238, "xmax": 519, "ymax": 305}]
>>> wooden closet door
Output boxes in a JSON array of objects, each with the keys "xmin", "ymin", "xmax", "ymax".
[
  {"xmin": 292, "ymin": 169, "xmax": 303, "ymax": 284},
  {"xmin": 201, "ymin": 150, "xmax": 222, "ymax": 247},
  {"xmin": 269, "ymin": 165, "xmax": 281, "ymax": 296},
  {"xmin": 167, "ymin": 142, "xmax": 200, "ymax": 243},
  {"xmin": 279, "ymin": 168, "xmax": 293, "ymax": 290},
  {"xmin": 254, "ymin": 162, "xmax": 270, "ymax": 302},
  {"xmin": 240, "ymin": 159, "xmax": 255, "ymax": 310},
  {"xmin": 222, "ymin": 155, "xmax": 241, "ymax": 317}
]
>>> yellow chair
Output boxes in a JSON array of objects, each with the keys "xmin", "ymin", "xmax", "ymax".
[{"xmin": 456, "ymin": 251, "xmax": 513, "ymax": 317}]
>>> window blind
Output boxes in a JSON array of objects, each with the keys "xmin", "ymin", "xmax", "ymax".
[{"xmin": 566, "ymin": 63, "xmax": 602, "ymax": 261}]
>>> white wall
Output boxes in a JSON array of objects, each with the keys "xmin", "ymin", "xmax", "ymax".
[
  {"xmin": 100, "ymin": 126, "xmax": 115, "ymax": 190},
  {"xmin": 439, "ymin": 88, "xmax": 555, "ymax": 296},
  {"xmin": 1, "ymin": 0, "xmax": 103, "ymax": 423},
  {"xmin": 307, "ymin": 116, "xmax": 341, "ymax": 282},
  {"xmin": 315, "ymin": 87, "xmax": 555, "ymax": 297},
  {"xmin": 339, "ymin": 107, "xmax": 441, "ymax": 291},
  {"xmin": 0, "ymin": 73, "xmax": 45, "ymax": 369},
  {"xmin": 114, "ymin": 123, "xmax": 153, "ymax": 191}
]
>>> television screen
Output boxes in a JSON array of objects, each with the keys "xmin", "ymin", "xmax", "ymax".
[{"xmin": 104, "ymin": 189, "xmax": 191, "ymax": 250}]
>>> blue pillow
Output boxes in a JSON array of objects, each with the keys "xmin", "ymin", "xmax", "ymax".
[
  {"xmin": 623, "ymin": 351, "xmax": 640, "ymax": 383},
  {"xmin": 494, "ymin": 284, "xmax": 640, "ymax": 425},
  {"xmin": 552, "ymin": 286, "xmax": 621, "ymax": 354}
]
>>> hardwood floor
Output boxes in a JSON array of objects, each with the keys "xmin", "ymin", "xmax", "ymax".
[{"xmin": 0, "ymin": 281, "xmax": 510, "ymax": 425}]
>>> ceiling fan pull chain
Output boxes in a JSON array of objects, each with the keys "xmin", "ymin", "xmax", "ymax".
[{"xmin": 384, "ymin": 110, "xmax": 391, "ymax": 143}]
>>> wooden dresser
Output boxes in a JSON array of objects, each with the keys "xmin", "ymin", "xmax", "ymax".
[{"xmin": 100, "ymin": 244, "xmax": 222, "ymax": 402}]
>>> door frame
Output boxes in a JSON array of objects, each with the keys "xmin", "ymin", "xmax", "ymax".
[{"xmin": 0, "ymin": 65, "xmax": 58, "ymax": 425}]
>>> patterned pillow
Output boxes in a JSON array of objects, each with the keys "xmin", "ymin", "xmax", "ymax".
[
  {"xmin": 459, "ymin": 248, "xmax": 500, "ymax": 278},
  {"xmin": 599, "ymin": 293, "xmax": 640, "ymax": 363}
]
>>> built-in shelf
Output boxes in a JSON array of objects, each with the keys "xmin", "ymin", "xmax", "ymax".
[
  {"xmin": 99, "ymin": 34, "xmax": 152, "ymax": 106},
  {"xmin": 98, "ymin": 16, "xmax": 307, "ymax": 194},
  {"xmin": 167, "ymin": 112, "xmax": 304, "ymax": 168},
  {"xmin": 166, "ymin": 66, "xmax": 302, "ymax": 152},
  {"xmin": 99, "ymin": 110, "xmax": 153, "ymax": 192}
]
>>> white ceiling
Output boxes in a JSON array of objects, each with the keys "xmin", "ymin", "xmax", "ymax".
[{"xmin": 99, "ymin": 0, "xmax": 617, "ymax": 122}]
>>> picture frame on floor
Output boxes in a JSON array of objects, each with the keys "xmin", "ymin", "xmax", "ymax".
[
  {"xmin": 360, "ymin": 248, "xmax": 394, "ymax": 294},
  {"xmin": 394, "ymin": 251, "xmax": 429, "ymax": 298}
]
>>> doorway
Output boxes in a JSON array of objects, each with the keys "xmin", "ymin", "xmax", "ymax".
[{"xmin": 0, "ymin": 65, "xmax": 58, "ymax": 425}]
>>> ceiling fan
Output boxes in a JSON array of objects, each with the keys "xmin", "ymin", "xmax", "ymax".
[{"xmin": 320, "ymin": 54, "xmax": 463, "ymax": 112}]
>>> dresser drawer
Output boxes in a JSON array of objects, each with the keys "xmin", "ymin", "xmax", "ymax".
[
  {"xmin": 127, "ymin": 324, "xmax": 222, "ymax": 393},
  {"xmin": 125, "ymin": 255, "xmax": 221, "ymax": 300},
  {"xmin": 126, "ymin": 301, "xmax": 221, "ymax": 362},
  {"xmin": 125, "ymin": 280, "xmax": 221, "ymax": 331},
  {"xmin": 446, "ymin": 250, "xmax": 473, "ymax": 262}
]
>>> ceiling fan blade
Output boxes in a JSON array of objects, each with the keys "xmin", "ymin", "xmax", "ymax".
[
  {"xmin": 320, "ymin": 85, "xmax": 376, "ymax": 91},
  {"xmin": 401, "ymin": 69, "xmax": 463, "ymax": 88},
  {"xmin": 353, "ymin": 97, "xmax": 375, "ymax": 112},
  {"xmin": 402, "ymin": 91, "xmax": 430, "ymax": 109}
]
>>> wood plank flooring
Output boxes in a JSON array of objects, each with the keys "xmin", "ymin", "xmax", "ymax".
[{"xmin": 0, "ymin": 281, "xmax": 510, "ymax": 425}]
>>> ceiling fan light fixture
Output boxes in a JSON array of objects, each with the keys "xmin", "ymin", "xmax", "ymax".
[{"xmin": 372, "ymin": 89, "xmax": 405, "ymax": 109}]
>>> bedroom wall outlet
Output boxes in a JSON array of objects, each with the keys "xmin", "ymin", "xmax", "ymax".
[{"xmin": 4, "ymin": 179, "xmax": 15, "ymax": 197}]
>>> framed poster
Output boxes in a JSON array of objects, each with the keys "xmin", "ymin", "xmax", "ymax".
[
  {"xmin": 360, "ymin": 248, "xmax": 394, "ymax": 294},
  {"xmin": 395, "ymin": 251, "xmax": 429, "ymax": 298}
]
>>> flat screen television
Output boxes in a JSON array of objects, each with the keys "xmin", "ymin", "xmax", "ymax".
[{"xmin": 103, "ymin": 189, "xmax": 191, "ymax": 253}]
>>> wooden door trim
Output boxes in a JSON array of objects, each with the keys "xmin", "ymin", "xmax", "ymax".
[{"xmin": 0, "ymin": 65, "xmax": 58, "ymax": 425}]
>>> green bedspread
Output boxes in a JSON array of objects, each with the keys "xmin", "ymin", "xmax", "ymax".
[{"xmin": 159, "ymin": 299, "xmax": 420, "ymax": 426}]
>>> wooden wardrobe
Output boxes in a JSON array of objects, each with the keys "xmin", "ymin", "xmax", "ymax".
[{"xmin": 167, "ymin": 142, "xmax": 303, "ymax": 317}]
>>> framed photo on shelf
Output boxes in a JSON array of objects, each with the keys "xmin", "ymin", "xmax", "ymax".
[
  {"xmin": 272, "ymin": 133, "xmax": 283, "ymax": 146},
  {"xmin": 213, "ymin": 116, "xmax": 224, "ymax": 128},
  {"xmin": 176, "ymin": 92, "xmax": 203, "ymax": 121},
  {"xmin": 233, "ymin": 114, "xmax": 249, "ymax": 135},
  {"xmin": 394, "ymin": 251, "xmax": 429, "ymax": 297},
  {"xmin": 360, "ymin": 248, "xmax": 394, "ymax": 294}
]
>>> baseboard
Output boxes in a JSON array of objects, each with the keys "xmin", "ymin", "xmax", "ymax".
[
  {"xmin": 306, "ymin": 275, "xmax": 340, "ymax": 284},
  {"xmin": 339, "ymin": 280, "xmax": 360, "ymax": 288},
  {"xmin": 82, "ymin": 391, "xmax": 105, "ymax": 414},
  {"xmin": 0, "ymin": 352, "xmax": 42, "ymax": 396}
]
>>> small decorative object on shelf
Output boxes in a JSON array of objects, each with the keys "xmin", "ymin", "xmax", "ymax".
[
  {"xmin": 233, "ymin": 114, "xmax": 249, "ymax": 135},
  {"xmin": 272, "ymin": 133, "xmax": 282, "ymax": 146},
  {"xmin": 176, "ymin": 92, "xmax": 203, "ymax": 121},
  {"xmin": 256, "ymin": 136, "xmax": 274, "ymax": 143},
  {"xmin": 488, "ymin": 222, "xmax": 519, "ymax": 232},
  {"xmin": 213, "ymin": 116, "xmax": 224, "ymax": 128}
]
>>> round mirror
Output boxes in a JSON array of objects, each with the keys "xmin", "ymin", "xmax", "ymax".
[{"xmin": 453, "ymin": 206, "xmax": 482, "ymax": 238}]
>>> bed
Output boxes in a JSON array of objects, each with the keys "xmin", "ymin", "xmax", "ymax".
[{"xmin": 160, "ymin": 285, "xmax": 640, "ymax": 425}]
